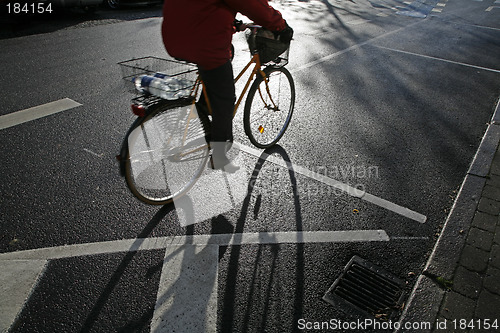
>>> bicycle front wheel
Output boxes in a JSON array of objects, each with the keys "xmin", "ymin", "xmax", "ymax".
[
  {"xmin": 244, "ymin": 66, "xmax": 295, "ymax": 148},
  {"xmin": 125, "ymin": 99, "xmax": 210, "ymax": 205}
]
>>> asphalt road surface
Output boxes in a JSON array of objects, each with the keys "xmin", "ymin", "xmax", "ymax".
[{"xmin": 0, "ymin": 0, "xmax": 499, "ymax": 332}]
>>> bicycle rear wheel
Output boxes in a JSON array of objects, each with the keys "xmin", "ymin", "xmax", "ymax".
[
  {"xmin": 125, "ymin": 99, "xmax": 210, "ymax": 205},
  {"xmin": 243, "ymin": 66, "xmax": 295, "ymax": 148}
]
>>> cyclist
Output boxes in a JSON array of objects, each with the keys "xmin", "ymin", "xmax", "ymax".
[{"xmin": 161, "ymin": 0, "xmax": 293, "ymax": 171}]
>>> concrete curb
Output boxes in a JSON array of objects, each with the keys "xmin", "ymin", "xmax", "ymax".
[{"xmin": 396, "ymin": 98, "xmax": 500, "ymax": 332}]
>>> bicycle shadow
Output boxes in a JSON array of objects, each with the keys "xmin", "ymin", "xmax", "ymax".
[
  {"xmin": 219, "ymin": 144, "xmax": 305, "ymax": 333},
  {"xmin": 146, "ymin": 144, "xmax": 305, "ymax": 332}
]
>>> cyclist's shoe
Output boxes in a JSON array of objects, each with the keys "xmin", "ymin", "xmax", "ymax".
[
  {"xmin": 209, "ymin": 155, "xmax": 240, "ymax": 173},
  {"xmin": 209, "ymin": 141, "xmax": 240, "ymax": 173}
]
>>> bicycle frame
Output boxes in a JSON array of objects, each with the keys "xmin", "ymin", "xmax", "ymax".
[{"xmin": 194, "ymin": 52, "xmax": 269, "ymax": 118}]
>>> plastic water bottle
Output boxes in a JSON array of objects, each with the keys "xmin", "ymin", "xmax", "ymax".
[
  {"xmin": 151, "ymin": 77, "xmax": 177, "ymax": 100},
  {"xmin": 154, "ymin": 73, "xmax": 192, "ymax": 97},
  {"xmin": 177, "ymin": 78, "xmax": 193, "ymax": 98},
  {"xmin": 153, "ymin": 72, "xmax": 169, "ymax": 79},
  {"xmin": 133, "ymin": 75, "xmax": 148, "ymax": 93},
  {"xmin": 132, "ymin": 75, "xmax": 176, "ymax": 100},
  {"xmin": 133, "ymin": 74, "xmax": 192, "ymax": 100}
]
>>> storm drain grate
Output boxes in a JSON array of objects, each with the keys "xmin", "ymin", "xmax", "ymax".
[{"xmin": 323, "ymin": 256, "xmax": 405, "ymax": 319}]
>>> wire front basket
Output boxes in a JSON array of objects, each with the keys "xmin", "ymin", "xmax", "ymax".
[
  {"xmin": 246, "ymin": 28, "xmax": 290, "ymax": 67},
  {"xmin": 118, "ymin": 56, "xmax": 198, "ymax": 96}
]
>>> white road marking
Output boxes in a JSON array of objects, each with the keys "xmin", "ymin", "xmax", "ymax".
[
  {"xmin": 238, "ymin": 144, "xmax": 427, "ymax": 223},
  {"xmin": 374, "ymin": 45, "xmax": 500, "ymax": 73},
  {"xmin": 291, "ymin": 19, "xmax": 426, "ymax": 74},
  {"xmin": 447, "ymin": 21, "xmax": 500, "ymax": 32},
  {"xmin": 0, "ymin": 98, "xmax": 82, "ymax": 130},
  {"xmin": 362, "ymin": 193, "xmax": 427, "ymax": 223},
  {"xmin": 391, "ymin": 236, "xmax": 429, "ymax": 240},
  {"xmin": 151, "ymin": 245, "xmax": 219, "ymax": 333},
  {"xmin": 0, "ymin": 230, "xmax": 388, "ymax": 333},
  {"xmin": 83, "ymin": 148, "xmax": 103, "ymax": 158},
  {"xmin": 0, "ymin": 230, "xmax": 389, "ymax": 261},
  {"xmin": 486, "ymin": 6, "xmax": 500, "ymax": 11},
  {"xmin": 0, "ymin": 260, "xmax": 47, "ymax": 333}
]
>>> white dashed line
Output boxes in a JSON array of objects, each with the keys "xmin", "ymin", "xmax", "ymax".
[
  {"xmin": 0, "ymin": 98, "xmax": 82, "ymax": 130},
  {"xmin": 374, "ymin": 45, "xmax": 500, "ymax": 73},
  {"xmin": 290, "ymin": 19, "xmax": 427, "ymax": 74}
]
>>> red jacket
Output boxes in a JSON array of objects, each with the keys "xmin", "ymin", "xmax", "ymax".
[{"xmin": 162, "ymin": 0, "xmax": 286, "ymax": 70}]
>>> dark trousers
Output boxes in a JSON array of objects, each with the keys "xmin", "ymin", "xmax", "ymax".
[{"xmin": 198, "ymin": 61, "xmax": 236, "ymax": 143}]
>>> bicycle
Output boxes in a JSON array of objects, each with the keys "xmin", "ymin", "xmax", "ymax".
[{"xmin": 116, "ymin": 26, "xmax": 295, "ymax": 205}]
